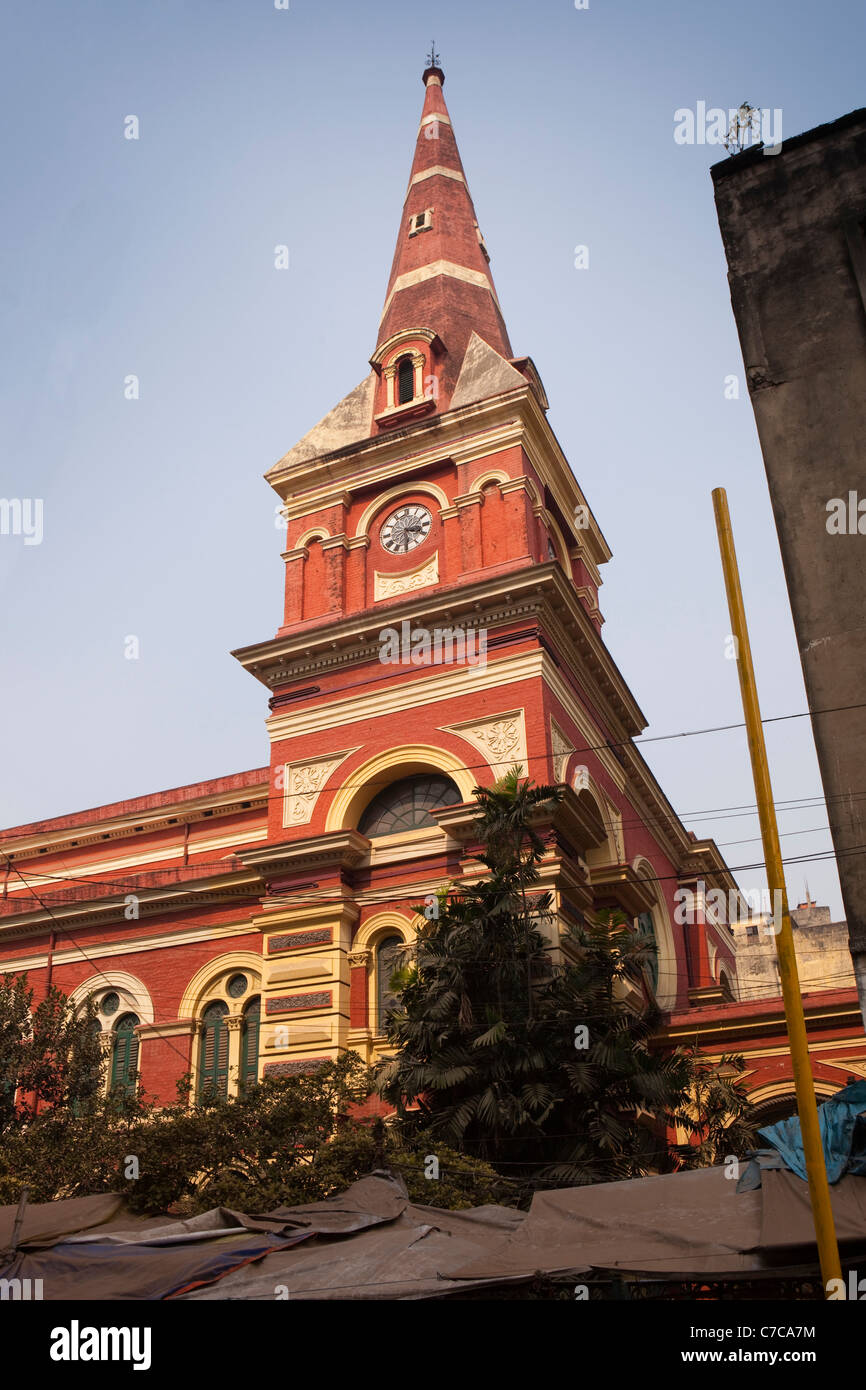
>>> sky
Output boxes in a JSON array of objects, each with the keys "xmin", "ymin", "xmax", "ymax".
[{"xmin": 2, "ymin": 0, "xmax": 863, "ymax": 921}]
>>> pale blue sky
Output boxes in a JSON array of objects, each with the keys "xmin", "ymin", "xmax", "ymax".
[{"xmin": 2, "ymin": 0, "xmax": 863, "ymax": 921}]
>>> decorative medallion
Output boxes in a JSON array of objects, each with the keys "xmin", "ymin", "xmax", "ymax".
[
  {"xmin": 441, "ymin": 709, "xmax": 528, "ymax": 777},
  {"xmin": 281, "ymin": 747, "xmax": 359, "ymax": 828},
  {"xmin": 373, "ymin": 552, "xmax": 439, "ymax": 601}
]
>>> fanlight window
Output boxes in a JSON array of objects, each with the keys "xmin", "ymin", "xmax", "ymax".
[
  {"xmin": 358, "ymin": 774, "xmax": 461, "ymax": 837},
  {"xmin": 397, "ymin": 355, "xmax": 415, "ymax": 405}
]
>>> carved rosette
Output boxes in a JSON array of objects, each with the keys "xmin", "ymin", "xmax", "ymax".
[
  {"xmin": 441, "ymin": 709, "xmax": 528, "ymax": 777},
  {"xmin": 281, "ymin": 748, "xmax": 359, "ymax": 828}
]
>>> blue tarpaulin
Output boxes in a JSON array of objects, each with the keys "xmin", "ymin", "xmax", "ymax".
[{"xmin": 740, "ymin": 1080, "xmax": 866, "ymax": 1189}]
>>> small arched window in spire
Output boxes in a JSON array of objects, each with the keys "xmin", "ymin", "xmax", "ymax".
[{"xmin": 397, "ymin": 355, "xmax": 415, "ymax": 405}]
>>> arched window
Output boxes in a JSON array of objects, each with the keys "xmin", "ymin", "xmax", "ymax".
[
  {"xmin": 358, "ymin": 774, "xmax": 461, "ymax": 837},
  {"xmin": 397, "ymin": 355, "xmax": 415, "ymax": 405},
  {"xmin": 240, "ymin": 997, "xmax": 260, "ymax": 1094},
  {"xmin": 375, "ymin": 936, "xmax": 404, "ymax": 1033},
  {"xmin": 110, "ymin": 1013, "xmax": 140, "ymax": 1095},
  {"xmin": 635, "ymin": 911, "xmax": 658, "ymax": 994},
  {"xmin": 198, "ymin": 1001, "xmax": 230, "ymax": 1100}
]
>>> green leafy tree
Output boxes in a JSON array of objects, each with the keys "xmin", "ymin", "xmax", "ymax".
[
  {"xmin": 670, "ymin": 1047, "xmax": 757, "ymax": 1169},
  {"xmin": 0, "ymin": 1049, "xmax": 504, "ymax": 1214},
  {"xmin": 0, "ymin": 972, "xmax": 103, "ymax": 1130},
  {"xmin": 377, "ymin": 770, "xmax": 710, "ymax": 1192}
]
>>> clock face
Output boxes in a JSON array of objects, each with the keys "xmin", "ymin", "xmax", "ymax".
[{"xmin": 380, "ymin": 503, "xmax": 432, "ymax": 554}]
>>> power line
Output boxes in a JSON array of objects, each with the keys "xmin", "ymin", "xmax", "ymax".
[
  {"xmin": 3, "ymin": 815, "xmax": 863, "ymax": 907},
  {"xmin": 4, "ymin": 701, "xmax": 865, "ymax": 856}
]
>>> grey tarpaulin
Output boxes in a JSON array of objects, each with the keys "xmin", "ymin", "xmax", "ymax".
[{"xmin": 4, "ymin": 1165, "xmax": 866, "ymax": 1298}]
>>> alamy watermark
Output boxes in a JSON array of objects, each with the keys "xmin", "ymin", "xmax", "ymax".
[
  {"xmin": 0, "ymin": 498, "xmax": 43, "ymax": 545},
  {"xmin": 674, "ymin": 102, "xmax": 782, "ymax": 155},
  {"xmin": 826, "ymin": 491, "xmax": 866, "ymax": 534},
  {"xmin": 378, "ymin": 620, "xmax": 487, "ymax": 668},
  {"xmin": 674, "ymin": 881, "xmax": 783, "ymax": 934}
]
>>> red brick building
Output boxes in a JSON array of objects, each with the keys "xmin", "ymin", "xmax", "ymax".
[{"xmin": 1, "ymin": 62, "xmax": 856, "ymax": 1112}]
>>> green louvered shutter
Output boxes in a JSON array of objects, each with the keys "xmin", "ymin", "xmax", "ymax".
[
  {"xmin": 198, "ymin": 1001, "xmax": 229, "ymax": 1100},
  {"xmin": 240, "ymin": 997, "xmax": 260, "ymax": 1093},
  {"xmin": 110, "ymin": 1013, "xmax": 140, "ymax": 1094}
]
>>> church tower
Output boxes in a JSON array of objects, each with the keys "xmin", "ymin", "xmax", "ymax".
[{"xmin": 233, "ymin": 60, "xmax": 738, "ymax": 1077}]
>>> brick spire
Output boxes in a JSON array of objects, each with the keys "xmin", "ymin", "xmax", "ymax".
[{"xmin": 375, "ymin": 60, "xmax": 513, "ymax": 404}]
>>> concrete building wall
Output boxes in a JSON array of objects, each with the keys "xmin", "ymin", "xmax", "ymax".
[
  {"xmin": 712, "ymin": 109, "xmax": 866, "ymax": 1021},
  {"xmin": 732, "ymin": 901, "xmax": 856, "ymax": 1002}
]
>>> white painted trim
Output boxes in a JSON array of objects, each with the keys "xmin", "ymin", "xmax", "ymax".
[
  {"xmin": 0, "ymin": 920, "xmax": 260, "ymax": 974},
  {"xmin": 380, "ymin": 261, "xmax": 496, "ymax": 323},
  {"xmin": 3, "ymin": 828, "xmax": 268, "ymax": 896},
  {"xmin": 408, "ymin": 166, "xmax": 465, "ymax": 189}
]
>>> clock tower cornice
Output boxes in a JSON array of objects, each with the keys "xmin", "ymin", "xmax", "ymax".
[
  {"xmin": 267, "ymin": 386, "xmax": 610, "ymax": 572},
  {"xmin": 231, "ymin": 562, "xmax": 646, "ymax": 735}
]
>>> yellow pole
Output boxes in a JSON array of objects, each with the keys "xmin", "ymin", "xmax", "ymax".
[{"xmin": 712, "ymin": 487, "xmax": 842, "ymax": 1295}]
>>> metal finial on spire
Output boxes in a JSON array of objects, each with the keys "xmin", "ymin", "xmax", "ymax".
[{"xmin": 426, "ymin": 41, "xmax": 440, "ymax": 69}]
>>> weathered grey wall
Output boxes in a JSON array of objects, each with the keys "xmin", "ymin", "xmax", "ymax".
[
  {"xmin": 712, "ymin": 110, "xmax": 866, "ymax": 1024},
  {"xmin": 732, "ymin": 902, "xmax": 855, "ymax": 1001}
]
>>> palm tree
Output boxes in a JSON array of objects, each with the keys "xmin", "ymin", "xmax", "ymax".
[
  {"xmin": 472, "ymin": 765, "xmax": 564, "ymax": 1020},
  {"xmin": 376, "ymin": 771, "xmax": 701, "ymax": 1194}
]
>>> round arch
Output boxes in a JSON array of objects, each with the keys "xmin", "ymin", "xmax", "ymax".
[
  {"xmin": 325, "ymin": 745, "xmax": 474, "ymax": 833},
  {"xmin": 353, "ymin": 909, "xmax": 421, "ymax": 954},
  {"xmin": 575, "ymin": 770, "xmax": 619, "ymax": 866},
  {"xmin": 352, "ymin": 910, "xmax": 422, "ymax": 1042},
  {"xmin": 179, "ymin": 951, "xmax": 264, "ymax": 1021},
  {"xmin": 747, "ymin": 1079, "xmax": 841, "ymax": 1131},
  {"xmin": 546, "ymin": 514, "xmax": 571, "ymax": 570},
  {"xmin": 295, "ymin": 526, "xmax": 332, "ymax": 548},
  {"xmin": 472, "ymin": 467, "xmax": 510, "ymax": 492},
  {"xmin": 68, "ymin": 970, "xmax": 154, "ymax": 1027},
  {"xmin": 354, "ymin": 482, "xmax": 449, "ymax": 538}
]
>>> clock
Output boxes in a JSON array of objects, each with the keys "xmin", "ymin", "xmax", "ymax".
[{"xmin": 380, "ymin": 503, "xmax": 432, "ymax": 554}]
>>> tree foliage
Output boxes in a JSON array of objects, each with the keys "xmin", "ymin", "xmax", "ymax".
[
  {"xmin": 0, "ymin": 973, "xmax": 103, "ymax": 1130},
  {"xmin": 377, "ymin": 768, "xmax": 755, "ymax": 1193},
  {"xmin": 670, "ymin": 1047, "xmax": 757, "ymax": 1168},
  {"xmin": 0, "ymin": 1049, "xmax": 504, "ymax": 1213}
]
